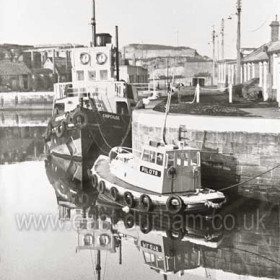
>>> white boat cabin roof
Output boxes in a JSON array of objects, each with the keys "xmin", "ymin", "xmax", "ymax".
[{"xmin": 144, "ymin": 141, "xmax": 199, "ymax": 154}]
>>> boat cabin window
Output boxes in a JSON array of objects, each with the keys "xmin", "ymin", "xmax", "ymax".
[
  {"xmin": 143, "ymin": 252, "xmax": 156, "ymax": 267},
  {"xmin": 100, "ymin": 70, "xmax": 108, "ymax": 80},
  {"xmin": 190, "ymin": 152, "xmax": 200, "ymax": 166},
  {"xmin": 166, "ymin": 153, "xmax": 175, "ymax": 168},
  {"xmin": 143, "ymin": 252, "xmax": 165, "ymax": 270},
  {"xmin": 142, "ymin": 149, "xmax": 156, "ymax": 164},
  {"xmin": 76, "ymin": 70, "xmax": 84, "ymax": 81},
  {"xmin": 156, "ymin": 153, "xmax": 164, "ymax": 166},
  {"xmin": 88, "ymin": 70, "xmax": 96, "ymax": 81},
  {"xmin": 176, "ymin": 152, "xmax": 189, "ymax": 167}
]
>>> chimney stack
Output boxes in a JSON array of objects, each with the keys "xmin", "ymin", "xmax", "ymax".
[{"xmin": 270, "ymin": 15, "xmax": 279, "ymax": 42}]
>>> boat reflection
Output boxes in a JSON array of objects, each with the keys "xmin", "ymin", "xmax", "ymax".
[
  {"xmin": 45, "ymin": 155, "xmax": 98, "ymax": 219},
  {"xmin": 44, "ymin": 154, "xmax": 280, "ymax": 279},
  {"xmin": 74, "ymin": 197, "xmax": 223, "ymax": 278}
]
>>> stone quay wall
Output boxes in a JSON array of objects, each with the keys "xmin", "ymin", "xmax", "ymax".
[{"xmin": 132, "ymin": 110, "xmax": 280, "ymax": 201}]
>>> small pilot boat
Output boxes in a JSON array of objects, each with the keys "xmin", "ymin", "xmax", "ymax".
[{"xmin": 90, "ymin": 141, "xmax": 226, "ymax": 214}]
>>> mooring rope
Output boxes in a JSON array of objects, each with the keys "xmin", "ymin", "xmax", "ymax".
[{"xmin": 220, "ymin": 163, "xmax": 280, "ymax": 191}]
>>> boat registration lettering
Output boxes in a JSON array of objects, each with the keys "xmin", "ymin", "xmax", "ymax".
[
  {"xmin": 141, "ymin": 241, "xmax": 162, "ymax": 252},
  {"xmin": 140, "ymin": 166, "xmax": 161, "ymax": 177}
]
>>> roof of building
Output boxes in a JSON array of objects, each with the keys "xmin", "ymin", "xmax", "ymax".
[
  {"xmin": 242, "ymin": 39, "xmax": 280, "ymax": 63},
  {"xmin": 0, "ymin": 60, "xmax": 31, "ymax": 76},
  {"xmin": 32, "ymin": 68, "xmax": 53, "ymax": 75},
  {"xmin": 268, "ymin": 40, "xmax": 280, "ymax": 53},
  {"xmin": 242, "ymin": 43, "xmax": 270, "ymax": 63}
]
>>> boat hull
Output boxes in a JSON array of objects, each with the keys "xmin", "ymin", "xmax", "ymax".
[{"xmin": 44, "ymin": 107, "xmax": 132, "ymax": 162}]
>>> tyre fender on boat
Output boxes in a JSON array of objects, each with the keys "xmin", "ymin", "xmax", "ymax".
[
  {"xmin": 166, "ymin": 195, "xmax": 184, "ymax": 214},
  {"xmin": 139, "ymin": 194, "xmax": 153, "ymax": 212},
  {"xmin": 97, "ymin": 180, "xmax": 106, "ymax": 194},
  {"xmin": 124, "ymin": 191, "xmax": 135, "ymax": 208},
  {"xmin": 166, "ymin": 229, "xmax": 184, "ymax": 240},
  {"xmin": 167, "ymin": 166, "xmax": 176, "ymax": 177},
  {"xmin": 124, "ymin": 213, "xmax": 135, "ymax": 229},
  {"xmin": 91, "ymin": 174, "xmax": 98, "ymax": 189},
  {"xmin": 45, "ymin": 120, "xmax": 53, "ymax": 142},
  {"xmin": 73, "ymin": 111, "xmax": 88, "ymax": 128},
  {"xmin": 55, "ymin": 121, "xmax": 67, "ymax": 138},
  {"xmin": 110, "ymin": 187, "xmax": 119, "ymax": 202},
  {"xmin": 139, "ymin": 215, "xmax": 152, "ymax": 234}
]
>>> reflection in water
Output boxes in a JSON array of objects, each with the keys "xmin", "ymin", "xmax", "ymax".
[
  {"xmin": 45, "ymin": 155, "xmax": 98, "ymax": 218},
  {"xmin": 0, "ymin": 126, "xmax": 46, "ymax": 164},
  {"xmin": 1, "ymin": 111, "xmax": 280, "ymax": 279},
  {"xmin": 42, "ymin": 143, "xmax": 280, "ymax": 279}
]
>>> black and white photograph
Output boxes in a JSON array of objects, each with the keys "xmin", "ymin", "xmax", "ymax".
[{"xmin": 1, "ymin": 0, "xmax": 280, "ymax": 279}]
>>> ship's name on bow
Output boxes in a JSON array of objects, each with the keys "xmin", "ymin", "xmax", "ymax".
[
  {"xmin": 140, "ymin": 166, "xmax": 161, "ymax": 177},
  {"xmin": 102, "ymin": 113, "xmax": 120, "ymax": 121}
]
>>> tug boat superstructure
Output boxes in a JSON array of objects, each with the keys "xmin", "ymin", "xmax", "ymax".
[
  {"xmin": 91, "ymin": 141, "xmax": 226, "ymax": 214},
  {"xmin": 44, "ymin": 33, "xmax": 138, "ymax": 161}
]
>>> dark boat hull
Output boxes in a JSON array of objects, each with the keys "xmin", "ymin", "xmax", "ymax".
[{"xmin": 45, "ymin": 107, "xmax": 132, "ymax": 163}]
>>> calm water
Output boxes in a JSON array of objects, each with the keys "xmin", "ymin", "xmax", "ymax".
[{"xmin": 1, "ymin": 111, "xmax": 280, "ymax": 280}]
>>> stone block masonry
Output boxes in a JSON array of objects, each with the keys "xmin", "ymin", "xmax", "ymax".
[{"xmin": 133, "ymin": 110, "xmax": 280, "ymax": 201}]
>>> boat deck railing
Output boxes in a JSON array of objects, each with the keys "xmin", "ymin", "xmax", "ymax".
[{"xmin": 54, "ymin": 81, "xmax": 127, "ymax": 100}]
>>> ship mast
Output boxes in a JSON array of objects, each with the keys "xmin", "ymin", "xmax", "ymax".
[
  {"xmin": 91, "ymin": 0, "xmax": 97, "ymax": 47},
  {"xmin": 96, "ymin": 250, "xmax": 101, "ymax": 280}
]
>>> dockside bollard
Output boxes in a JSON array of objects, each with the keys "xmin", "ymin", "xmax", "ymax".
[
  {"xmin": 196, "ymin": 84, "xmax": 200, "ymax": 103},
  {"xmin": 229, "ymin": 84, "xmax": 233, "ymax": 103}
]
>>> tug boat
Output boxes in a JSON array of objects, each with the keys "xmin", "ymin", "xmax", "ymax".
[{"xmin": 90, "ymin": 141, "xmax": 226, "ymax": 214}]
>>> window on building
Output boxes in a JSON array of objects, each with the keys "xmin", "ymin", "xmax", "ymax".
[
  {"xmin": 76, "ymin": 71, "xmax": 84, "ymax": 81},
  {"xmin": 100, "ymin": 70, "xmax": 108, "ymax": 80},
  {"xmin": 129, "ymin": 75, "xmax": 134, "ymax": 83},
  {"xmin": 88, "ymin": 71, "xmax": 96, "ymax": 81}
]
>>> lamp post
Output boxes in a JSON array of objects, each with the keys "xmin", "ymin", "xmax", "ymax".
[
  {"xmin": 236, "ymin": 0, "xmax": 242, "ymax": 84},
  {"xmin": 212, "ymin": 26, "xmax": 216, "ymax": 85},
  {"xmin": 221, "ymin": 18, "xmax": 225, "ymax": 60}
]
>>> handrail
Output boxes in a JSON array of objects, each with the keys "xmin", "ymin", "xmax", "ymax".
[{"xmin": 54, "ymin": 80, "xmax": 127, "ymax": 99}]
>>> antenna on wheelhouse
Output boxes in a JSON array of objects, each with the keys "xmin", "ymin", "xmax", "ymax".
[{"xmin": 91, "ymin": 0, "xmax": 97, "ymax": 47}]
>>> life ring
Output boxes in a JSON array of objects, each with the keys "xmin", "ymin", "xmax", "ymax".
[
  {"xmin": 166, "ymin": 229, "xmax": 184, "ymax": 240},
  {"xmin": 91, "ymin": 174, "xmax": 98, "ymax": 189},
  {"xmin": 139, "ymin": 215, "xmax": 152, "ymax": 234},
  {"xmin": 110, "ymin": 187, "xmax": 119, "ymax": 202},
  {"xmin": 73, "ymin": 111, "xmax": 88, "ymax": 128},
  {"xmin": 124, "ymin": 213, "xmax": 135, "ymax": 229},
  {"xmin": 55, "ymin": 121, "xmax": 67, "ymax": 138},
  {"xmin": 124, "ymin": 191, "xmax": 135, "ymax": 208},
  {"xmin": 97, "ymin": 180, "xmax": 106, "ymax": 194},
  {"xmin": 166, "ymin": 195, "xmax": 184, "ymax": 214},
  {"xmin": 139, "ymin": 194, "xmax": 153, "ymax": 212},
  {"xmin": 167, "ymin": 166, "xmax": 176, "ymax": 177}
]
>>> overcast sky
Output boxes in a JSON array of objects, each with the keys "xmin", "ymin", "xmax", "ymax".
[{"xmin": 1, "ymin": 0, "xmax": 280, "ymax": 58}]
